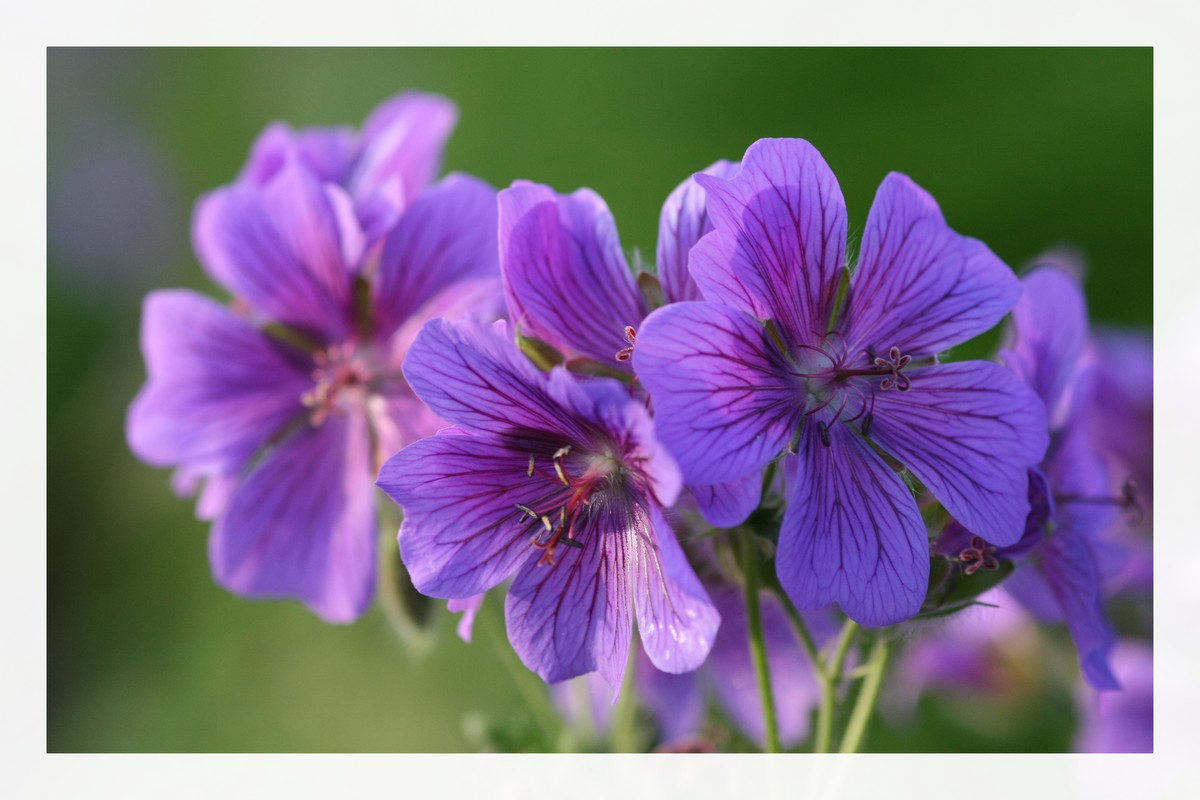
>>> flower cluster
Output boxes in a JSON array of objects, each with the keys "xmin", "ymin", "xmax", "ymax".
[{"xmin": 128, "ymin": 93, "xmax": 1152, "ymax": 752}]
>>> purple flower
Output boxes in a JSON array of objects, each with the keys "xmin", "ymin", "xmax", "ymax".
[
  {"xmin": 127, "ymin": 93, "xmax": 501, "ymax": 622},
  {"xmin": 498, "ymin": 165, "xmax": 761, "ymax": 528},
  {"xmin": 375, "ymin": 318, "xmax": 719, "ymax": 691},
  {"xmin": 634, "ymin": 138, "xmax": 1048, "ymax": 626},
  {"xmin": 974, "ymin": 262, "xmax": 1125, "ymax": 688},
  {"xmin": 1086, "ymin": 327, "xmax": 1154, "ymax": 594}
]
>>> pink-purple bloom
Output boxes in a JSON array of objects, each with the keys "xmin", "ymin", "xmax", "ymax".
[
  {"xmin": 127, "ymin": 93, "xmax": 501, "ymax": 622},
  {"xmin": 497, "ymin": 166, "xmax": 760, "ymax": 528},
  {"xmin": 376, "ymin": 318, "xmax": 719, "ymax": 692},
  {"xmin": 635, "ymin": 138, "xmax": 1048, "ymax": 626}
]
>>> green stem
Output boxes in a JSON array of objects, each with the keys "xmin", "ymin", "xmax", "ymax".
[
  {"xmin": 778, "ymin": 591, "xmax": 824, "ymax": 676},
  {"xmin": 837, "ymin": 635, "xmax": 889, "ymax": 754},
  {"xmin": 608, "ymin": 645, "xmax": 640, "ymax": 753},
  {"xmin": 814, "ymin": 618, "xmax": 859, "ymax": 754},
  {"xmin": 479, "ymin": 596, "xmax": 562, "ymax": 744},
  {"xmin": 741, "ymin": 531, "xmax": 781, "ymax": 753}
]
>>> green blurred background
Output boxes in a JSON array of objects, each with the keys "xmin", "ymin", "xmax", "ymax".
[{"xmin": 47, "ymin": 47, "xmax": 1151, "ymax": 752}]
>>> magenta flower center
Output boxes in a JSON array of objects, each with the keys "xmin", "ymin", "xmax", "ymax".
[
  {"xmin": 515, "ymin": 445, "xmax": 622, "ymax": 567},
  {"xmin": 301, "ymin": 341, "xmax": 389, "ymax": 426}
]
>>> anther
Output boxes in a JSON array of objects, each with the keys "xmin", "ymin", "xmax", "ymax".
[
  {"xmin": 873, "ymin": 346, "xmax": 913, "ymax": 391},
  {"xmin": 527, "ymin": 454, "xmax": 535, "ymax": 478},
  {"xmin": 958, "ymin": 535, "xmax": 1000, "ymax": 575},
  {"xmin": 817, "ymin": 421, "xmax": 832, "ymax": 447},
  {"xmin": 861, "ymin": 412, "xmax": 873, "ymax": 437},
  {"xmin": 540, "ymin": 516, "xmax": 554, "ymax": 533},
  {"xmin": 615, "ymin": 326, "xmax": 638, "ymax": 362},
  {"xmin": 515, "ymin": 503, "xmax": 537, "ymax": 519},
  {"xmin": 553, "ymin": 446, "xmax": 572, "ymax": 486}
]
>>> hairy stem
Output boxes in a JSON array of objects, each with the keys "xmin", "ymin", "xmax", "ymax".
[
  {"xmin": 814, "ymin": 617, "xmax": 859, "ymax": 753},
  {"xmin": 838, "ymin": 635, "xmax": 889, "ymax": 754},
  {"xmin": 741, "ymin": 531, "xmax": 781, "ymax": 753}
]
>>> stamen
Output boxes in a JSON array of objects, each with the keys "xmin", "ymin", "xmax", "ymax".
[
  {"xmin": 528, "ymin": 454, "xmax": 535, "ymax": 478},
  {"xmin": 1055, "ymin": 476, "xmax": 1144, "ymax": 525},
  {"xmin": 861, "ymin": 412, "xmax": 874, "ymax": 437},
  {"xmin": 615, "ymin": 326, "xmax": 638, "ymax": 362},
  {"xmin": 540, "ymin": 515, "xmax": 554, "ymax": 532},
  {"xmin": 817, "ymin": 421, "xmax": 832, "ymax": 447},
  {"xmin": 958, "ymin": 535, "xmax": 999, "ymax": 575},
  {"xmin": 515, "ymin": 503, "xmax": 537, "ymax": 519}
]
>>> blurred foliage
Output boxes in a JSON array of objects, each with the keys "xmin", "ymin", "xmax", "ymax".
[{"xmin": 47, "ymin": 47, "xmax": 1150, "ymax": 752}]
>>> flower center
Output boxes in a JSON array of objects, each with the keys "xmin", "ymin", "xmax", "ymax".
[
  {"xmin": 301, "ymin": 342, "xmax": 382, "ymax": 426},
  {"xmin": 958, "ymin": 535, "xmax": 1000, "ymax": 575},
  {"xmin": 515, "ymin": 445, "xmax": 621, "ymax": 566},
  {"xmin": 788, "ymin": 333, "xmax": 914, "ymax": 432}
]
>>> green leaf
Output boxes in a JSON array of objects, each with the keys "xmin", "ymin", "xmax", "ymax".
[
  {"xmin": 515, "ymin": 331, "xmax": 566, "ymax": 371},
  {"xmin": 636, "ymin": 271, "xmax": 666, "ymax": 311}
]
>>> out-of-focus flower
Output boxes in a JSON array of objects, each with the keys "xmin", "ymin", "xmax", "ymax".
[
  {"xmin": 127, "ymin": 93, "xmax": 501, "ymax": 622},
  {"xmin": 497, "ymin": 165, "xmax": 761, "ymax": 528},
  {"xmin": 942, "ymin": 261, "xmax": 1126, "ymax": 688},
  {"xmin": 635, "ymin": 138, "xmax": 1047, "ymax": 626},
  {"xmin": 1073, "ymin": 641, "xmax": 1152, "ymax": 752},
  {"xmin": 376, "ymin": 318, "xmax": 718, "ymax": 693},
  {"xmin": 1087, "ymin": 327, "xmax": 1154, "ymax": 595}
]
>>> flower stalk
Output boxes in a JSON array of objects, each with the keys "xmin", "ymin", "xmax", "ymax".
[{"xmin": 741, "ymin": 530, "xmax": 781, "ymax": 753}]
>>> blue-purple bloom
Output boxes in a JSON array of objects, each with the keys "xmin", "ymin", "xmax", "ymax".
[
  {"xmin": 498, "ymin": 168, "xmax": 762, "ymax": 528},
  {"xmin": 376, "ymin": 318, "xmax": 719, "ymax": 691},
  {"xmin": 634, "ymin": 138, "xmax": 1048, "ymax": 625},
  {"xmin": 940, "ymin": 262, "xmax": 1124, "ymax": 688},
  {"xmin": 127, "ymin": 93, "xmax": 501, "ymax": 622}
]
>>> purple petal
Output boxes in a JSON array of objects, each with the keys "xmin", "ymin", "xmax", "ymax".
[
  {"xmin": 691, "ymin": 139, "xmax": 846, "ymax": 341},
  {"xmin": 127, "ymin": 290, "xmax": 307, "ymax": 472},
  {"xmin": 372, "ymin": 173, "xmax": 500, "ymax": 338},
  {"xmin": 349, "ymin": 92, "xmax": 458, "ymax": 211},
  {"xmin": 193, "ymin": 158, "xmax": 356, "ymax": 339},
  {"xmin": 209, "ymin": 412, "xmax": 377, "ymax": 623},
  {"xmin": 239, "ymin": 122, "xmax": 359, "ymax": 187},
  {"xmin": 1046, "ymin": 411, "xmax": 1117, "ymax": 540},
  {"xmin": 635, "ymin": 656, "xmax": 704, "ymax": 743},
  {"xmin": 401, "ymin": 318, "xmax": 579, "ymax": 438},
  {"xmin": 378, "ymin": 430, "xmax": 549, "ymax": 598},
  {"xmin": 690, "ymin": 471, "xmax": 761, "ymax": 528},
  {"xmin": 448, "ymin": 593, "xmax": 485, "ymax": 643},
  {"xmin": 505, "ymin": 511, "xmax": 635, "ymax": 691},
  {"xmin": 708, "ymin": 588, "xmax": 818, "ymax": 748},
  {"xmin": 633, "ymin": 301, "xmax": 802, "ymax": 485},
  {"xmin": 1038, "ymin": 531, "xmax": 1120, "ymax": 690},
  {"xmin": 632, "ymin": 509, "xmax": 720, "ymax": 674},
  {"xmin": 840, "ymin": 173, "xmax": 1020, "ymax": 358},
  {"xmin": 656, "ymin": 160, "xmax": 739, "ymax": 304},
  {"xmin": 776, "ymin": 422, "xmax": 929, "ymax": 626},
  {"xmin": 1002, "ymin": 264, "xmax": 1090, "ymax": 424},
  {"xmin": 867, "ymin": 361, "xmax": 1048, "ymax": 547},
  {"xmin": 499, "ymin": 181, "xmax": 647, "ymax": 367}
]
